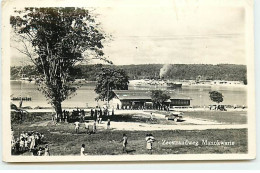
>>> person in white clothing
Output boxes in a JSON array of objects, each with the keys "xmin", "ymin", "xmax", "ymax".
[
  {"xmin": 81, "ymin": 144, "xmax": 87, "ymax": 156},
  {"xmin": 74, "ymin": 121, "xmax": 80, "ymax": 134},
  {"xmin": 145, "ymin": 134, "xmax": 155, "ymax": 154}
]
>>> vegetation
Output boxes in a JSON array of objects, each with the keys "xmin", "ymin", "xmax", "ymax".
[
  {"xmin": 150, "ymin": 90, "xmax": 170, "ymax": 108},
  {"xmin": 209, "ymin": 91, "xmax": 224, "ymax": 104},
  {"xmin": 95, "ymin": 67, "xmax": 129, "ymax": 102},
  {"xmin": 11, "ymin": 7, "xmax": 108, "ymax": 119},
  {"xmin": 11, "ymin": 64, "xmax": 247, "ymax": 82},
  {"xmin": 12, "ymin": 122, "xmax": 248, "ymax": 155}
]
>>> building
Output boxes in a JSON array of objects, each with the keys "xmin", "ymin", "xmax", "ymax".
[{"xmin": 111, "ymin": 90, "xmax": 192, "ymax": 109}]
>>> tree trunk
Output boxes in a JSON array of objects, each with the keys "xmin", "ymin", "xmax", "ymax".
[{"xmin": 54, "ymin": 101, "xmax": 62, "ymax": 122}]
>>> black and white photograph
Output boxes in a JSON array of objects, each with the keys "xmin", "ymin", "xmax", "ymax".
[{"xmin": 1, "ymin": 0, "xmax": 256, "ymax": 162}]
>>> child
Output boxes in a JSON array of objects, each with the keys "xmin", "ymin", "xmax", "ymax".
[
  {"xmin": 122, "ymin": 134, "xmax": 128, "ymax": 153},
  {"xmin": 37, "ymin": 147, "xmax": 44, "ymax": 156},
  {"xmin": 81, "ymin": 144, "xmax": 87, "ymax": 156},
  {"xmin": 74, "ymin": 121, "xmax": 80, "ymax": 134},
  {"xmin": 145, "ymin": 134, "xmax": 155, "ymax": 154},
  {"xmin": 44, "ymin": 145, "xmax": 50, "ymax": 156},
  {"xmin": 107, "ymin": 119, "xmax": 111, "ymax": 130}
]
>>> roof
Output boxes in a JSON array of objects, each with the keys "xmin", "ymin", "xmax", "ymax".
[{"xmin": 113, "ymin": 90, "xmax": 191, "ymax": 101}]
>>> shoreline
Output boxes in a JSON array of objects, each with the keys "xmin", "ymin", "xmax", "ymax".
[{"xmin": 13, "ymin": 107, "xmax": 248, "ymax": 113}]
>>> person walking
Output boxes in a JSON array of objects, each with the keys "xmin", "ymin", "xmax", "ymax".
[
  {"xmin": 81, "ymin": 144, "xmax": 87, "ymax": 156},
  {"xmin": 150, "ymin": 113, "xmax": 154, "ymax": 120}
]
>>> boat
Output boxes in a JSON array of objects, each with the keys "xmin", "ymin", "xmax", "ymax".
[{"xmin": 133, "ymin": 79, "xmax": 182, "ymax": 89}]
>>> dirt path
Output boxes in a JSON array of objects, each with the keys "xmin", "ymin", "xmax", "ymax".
[
  {"xmin": 137, "ymin": 111, "xmax": 222, "ymax": 125},
  {"xmin": 97, "ymin": 121, "xmax": 247, "ymax": 131}
]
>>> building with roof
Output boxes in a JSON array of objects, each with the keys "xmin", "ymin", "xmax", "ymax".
[{"xmin": 111, "ymin": 90, "xmax": 192, "ymax": 109}]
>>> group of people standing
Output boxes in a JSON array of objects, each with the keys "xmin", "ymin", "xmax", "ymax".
[
  {"xmin": 90, "ymin": 106, "xmax": 114, "ymax": 124},
  {"xmin": 11, "ymin": 130, "xmax": 49, "ymax": 156},
  {"xmin": 73, "ymin": 106, "xmax": 114, "ymax": 134}
]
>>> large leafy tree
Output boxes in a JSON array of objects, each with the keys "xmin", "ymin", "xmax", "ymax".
[
  {"xmin": 150, "ymin": 90, "xmax": 170, "ymax": 107},
  {"xmin": 95, "ymin": 67, "xmax": 129, "ymax": 103},
  {"xmin": 209, "ymin": 91, "xmax": 224, "ymax": 104},
  {"xmin": 10, "ymin": 7, "xmax": 107, "ymax": 119}
]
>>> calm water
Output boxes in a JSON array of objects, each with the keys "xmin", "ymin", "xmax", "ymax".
[{"xmin": 10, "ymin": 81, "xmax": 247, "ymax": 108}]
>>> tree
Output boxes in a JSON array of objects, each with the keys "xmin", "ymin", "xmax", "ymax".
[
  {"xmin": 150, "ymin": 90, "xmax": 170, "ymax": 108},
  {"xmin": 95, "ymin": 67, "xmax": 129, "ymax": 103},
  {"xmin": 209, "ymin": 91, "xmax": 224, "ymax": 104},
  {"xmin": 10, "ymin": 7, "xmax": 108, "ymax": 120}
]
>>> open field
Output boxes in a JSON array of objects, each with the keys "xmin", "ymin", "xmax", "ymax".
[
  {"xmin": 184, "ymin": 111, "xmax": 247, "ymax": 124},
  {"xmin": 11, "ymin": 110, "xmax": 248, "ymax": 156},
  {"xmin": 12, "ymin": 124, "xmax": 248, "ymax": 156},
  {"xmin": 147, "ymin": 110, "xmax": 247, "ymax": 125}
]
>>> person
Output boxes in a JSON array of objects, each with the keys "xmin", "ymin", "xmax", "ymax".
[
  {"xmin": 93, "ymin": 121, "xmax": 96, "ymax": 134},
  {"xmin": 107, "ymin": 119, "xmax": 111, "ymax": 130},
  {"xmin": 81, "ymin": 144, "xmax": 87, "ymax": 156},
  {"xmin": 37, "ymin": 147, "xmax": 44, "ymax": 156},
  {"xmin": 19, "ymin": 138, "xmax": 25, "ymax": 152},
  {"xmin": 62, "ymin": 110, "xmax": 66, "ymax": 122},
  {"xmin": 112, "ymin": 108, "xmax": 114, "ymax": 116},
  {"xmin": 74, "ymin": 121, "xmax": 80, "ymax": 134},
  {"xmin": 29, "ymin": 133, "xmax": 35, "ymax": 151},
  {"xmin": 145, "ymin": 134, "xmax": 155, "ymax": 154},
  {"xmin": 24, "ymin": 139, "xmax": 29, "ymax": 151},
  {"xmin": 150, "ymin": 113, "xmax": 154, "ymax": 120},
  {"xmin": 85, "ymin": 121, "xmax": 90, "ymax": 134},
  {"xmin": 122, "ymin": 134, "xmax": 128, "ymax": 153},
  {"xmin": 98, "ymin": 108, "xmax": 102, "ymax": 124},
  {"xmin": 94, "ymin": 106, "xmax": 98, "ymax": 121},
  {"xmin": 32, "ymin": 147, "xmax": 38, "ymax": 156},
  {"xmin": 91, "ymin": 109, "xmax": 94, "ymax": 118},
  {"xmin": 44, "ymin": 145, "xmax": 50, "ymax": 156}
]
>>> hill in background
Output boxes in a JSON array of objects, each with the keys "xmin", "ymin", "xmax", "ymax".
[{"xmin": 11, "ymin": 64, "xmax": 247, "ymax": 83}]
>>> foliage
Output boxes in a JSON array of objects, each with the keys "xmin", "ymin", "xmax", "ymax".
[
  {"xmin": 209, "ymin": 91, "xmax": 224, "ymax": 104},
  {"xmin": 150, "ymin": 90, "xmax": 170, "ymax": 106},
  {"xmin": 10, "ymin": 7, "xmax": 107, "ymax": 117},
  {"xmin": 95, "ymin": 67, "xmax": 129, "ymax": 102}
]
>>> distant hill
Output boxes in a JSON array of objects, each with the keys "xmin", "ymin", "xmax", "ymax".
[{"xmin": 11, "ymin": 64, "xmax": 247, "ymax": 83}]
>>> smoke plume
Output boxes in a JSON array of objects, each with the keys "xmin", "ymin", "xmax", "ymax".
[{"xmin": 160, "ymin": 64, "xmax": 171, "ymax": 78}]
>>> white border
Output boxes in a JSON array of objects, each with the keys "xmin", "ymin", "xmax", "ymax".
[{"xmin": 1, "ymin": 0, "xmax": 256, "ymax": 162}]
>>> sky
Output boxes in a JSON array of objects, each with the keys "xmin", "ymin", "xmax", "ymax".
[{"xmin": 10, "ymin": 0, "xmax": 246, "ymax": 66}]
